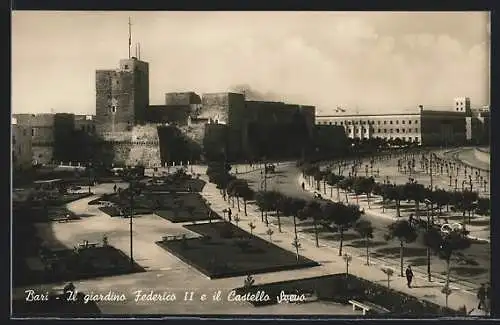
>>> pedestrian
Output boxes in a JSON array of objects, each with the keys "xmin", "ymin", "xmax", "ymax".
[
  {"xmin": 477, "ymin": 283, "xmax": 486, "ymax": 310},
  {"xmin": 486, "ymin": 283, "xmax": 491, "ymax": 312},
  {"xmin": 405, "ymin": 265, "xmax": 414, "ymax": 288},
  {"xmin": 301, "ymin": 182, "xmax": 305, "ymax": 191},
  {"xmin": 228, "ymin": 208, "xmax": 232, "ymax": 222}
]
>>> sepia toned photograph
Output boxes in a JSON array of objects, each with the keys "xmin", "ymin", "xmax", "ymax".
[{"xmin": 11, "ymin": 11, "xmax": 491, "ymax": 318}]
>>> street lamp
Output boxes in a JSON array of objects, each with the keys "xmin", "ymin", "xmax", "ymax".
[
  {"xmin": 424, "ymin": 198, "xmax": 432, "ymax": 281},
  {"xmin": 127, "ymin": 175, "xmax": 142, "ymax": 268}
]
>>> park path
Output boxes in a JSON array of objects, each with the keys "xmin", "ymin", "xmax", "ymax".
[{"xmin": 200, "ymin": 174, "xmax": 486, "ymax": 315}]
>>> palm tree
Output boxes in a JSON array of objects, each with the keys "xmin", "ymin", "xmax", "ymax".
[
  {"xmin": 354, "ymin": 220, "xmax": 374, "ymax": 265},
  {"xmin": 424, "ymin": 226, "xmax": 472, "ymax": 287},
  {"xmin": 385, "ymin": 220, "xmax": 418, "ymax": 277}
]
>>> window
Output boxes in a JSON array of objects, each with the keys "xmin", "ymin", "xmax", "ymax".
[
  {"xmin": 415, "ymin": 128, "xmax": 418, "ymax": 132},
  {"xmin": 348, "ymin": 121, "xmax": 352, "ymax": 125},
  {"xmin": 384, "ymin": 129, "xmax": 387, "ymax": 133},
  {"xmin": 354, "ymin": 121, "xmax": 358, "ymax": 125},
  {"xmin": 340, "ymin": 122, "xmax": 343, "ymax": 125},
  {"xmin": 124, "ymin": 64, "xmax": 129, "ymax": 69},
  {"xmin": 378, "ymin": 121, "xmax": 381, "ymax": 125},
  {"xmin": 31, "ymin": 129, "xmax": 35, "ymax": 136},
  {"xmin": 402, "ymin": 129, "xmax": 405, "ymax": 133},
  {"xmin": 409, "ymin": 120, "xmax": 412, "ymax": 125},
  {"xmin": 402, "ymin": 137, "xmax": 406, "ymax": 141},
  {"xmin": 390, "ymin": 121, "xmax": 393, "ymax": 125},
  {"xmin": 378, "ymin": 129, "xmax": 381, "ymax": 133},
  {"xmin": 329, "ymin": 122, "xmax": 332, "ymax": 125},
  {"xmin": 111, "ymin": 106, "xmax": 117, "ymax": 113},
  {"xmin": 384, "ymin": 121, "xmax": 387, "ymax": 125},
  {"xmin": 362, "ymin": 121, "xmax": 366, "ymax": 125},
  {"xmin": 415, "ymin": 120, "xmax": 418, "ymax": 124},
  {"xmin": 396, "ymin": 120, "xmax": 399, "ymax": 124},
  {"xmin": 390, "ymin": 129, "xmax": 393, "ymax": 133},
  {"xmin": 396, "ymin": 129, "xmax": 399, "ymax": 133},
  {"xmin": 414, "ymin": 137, "xmax": 419, "ymax": 142},
  {"xmin": 402, "ymin": 120, "xmax": 405, "ymax": 124},
  {"xmin": 372, "ymin": 121, "xmax": 375, "ymax": 125},
  {"xmin": 334, "ymin": 122, "xmax": 337, "ymax": 125}
]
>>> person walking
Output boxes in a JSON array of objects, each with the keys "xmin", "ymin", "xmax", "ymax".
[
  {"xmin": 486, "ymin": 283, "xmax": 491, "ymax": 312},
  {"xmin": 405, "ymin": 265, "xmax": 414, "ymax": 288},
  {"xmin": 301, "ymin": 182, "xmax": 305, "ymax": 191},
  {"xmin": 477, "ymin": 283, "xmax": 486, "ymax": 310}
]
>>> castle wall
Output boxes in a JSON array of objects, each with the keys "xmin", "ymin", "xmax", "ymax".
[{"xmin": 165, "ymin": 92, "xmax": 201, "ymax": 105}]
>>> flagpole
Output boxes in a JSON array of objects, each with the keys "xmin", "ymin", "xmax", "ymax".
[{"xmin": 128, "ymin": 17, "xmax": 132, "ymax": 59}]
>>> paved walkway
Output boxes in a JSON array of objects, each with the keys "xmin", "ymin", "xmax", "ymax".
[{"xmin": 200, "ymin": 175, "xmax": 487, "ymax": 315}]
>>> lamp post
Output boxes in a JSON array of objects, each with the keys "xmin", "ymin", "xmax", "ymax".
[
  {"xmin": 424, "ymin": 198, "xmax": 432, "ymax": 281},
  {"xmin": 128, "ymin": 174, "xmax": 142, "ymax": 268}
]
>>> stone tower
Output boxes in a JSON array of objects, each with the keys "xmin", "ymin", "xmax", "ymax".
[{"xmin": 95, "ymin": 57, "xmax": 149, "ymax": 135}]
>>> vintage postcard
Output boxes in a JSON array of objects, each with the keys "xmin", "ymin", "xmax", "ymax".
[{"xmin": 11, "ymin": 11, "xmax": 491, "ymax": 318}]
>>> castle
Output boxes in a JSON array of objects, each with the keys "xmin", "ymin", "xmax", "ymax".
[{"xmin": 14, "ymin": 56, "xmax": 342, "ymax": 168}]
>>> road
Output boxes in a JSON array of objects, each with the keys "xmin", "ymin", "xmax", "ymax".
[{"xmin": 237, "ymin": 160, "xmax": 490, "ymax": 290}]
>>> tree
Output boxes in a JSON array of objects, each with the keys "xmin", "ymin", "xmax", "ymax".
[
  {"xmin": 381, "ymin": 267, "xmax": 395, "ymax": 289},
  {"xmin": 255, "ymin": 191, "xmax": 273, "ymax": 225},
  {"xmin": 266, "ymin": 228, "xmax": 274, "ymax": 241},
  {"xmin": 299, "ymin": 200, "xmax": 323, "ymax": 247},
  {"xmin": 326, "ymin": 173, "xmax": 342, "ymax": 200},
  {"xmin": 404, "ymin": 182, "xmax": 426, "ymax": 220},
  {"xmin": 343, "ymin": 254, "xmax": 353, "ymax": 276},
  {"xmin": 248, "ymin": 222, "xmax": 256, "ymax": 235},
  {"xmin": 282, "ymin": 197, "xmax": 306, "ymax": 239},
  {"xmin": 338, "ymin": 178, "xmax": 353, "ymax": 203},
  {"xmin": 424, "ymin": 226, "xmax": 472, "ymax": 287},
  {"xmin": 354, "ymin": 220, "xmax": 374, "ymax": 265},
  {"xmin": 323, "ymin": 202, "xmax": 362, "ymax": 256},
  {"xmin": 292, "ymin": 237, "xmax": 301, "ymax": 263},
  {"xmin": 240, "ymin": 185, "xmax": 254, "ymax": 217},
  {"xmin": 386, "ymin": 184, "xmax": 406, "ymax": 218},
  {"xmin": 385, "ymin": 220, "xmax": 418, "ymax": 277},
  {"xmin": 271, "ymin": 191, "xmax": 285, "ymax": 232}
]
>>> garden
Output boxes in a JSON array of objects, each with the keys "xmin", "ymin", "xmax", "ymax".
[
  {"xmin": 16, "ymin": 245, "xmax": 145, "ymax": 286},
  {"xmin": 156, "ymin": 221, "xmax": 319, "ymax": 279},
  {"xmin": 234, "ymin": 273, "xmax": 462, "ymax": 316}
]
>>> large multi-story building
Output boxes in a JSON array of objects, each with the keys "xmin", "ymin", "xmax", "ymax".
[
  {"xmin": 316, "ymin": 105, "xmax": 467, "ymax": 146},
  {"xmin": 12, "ymin": 117, "xmax": 32, "ymax": 171}
]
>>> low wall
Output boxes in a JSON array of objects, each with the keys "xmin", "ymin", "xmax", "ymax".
[{"xmin": 474, "ymin": 148, "xmax": 490, "ymax": 165}]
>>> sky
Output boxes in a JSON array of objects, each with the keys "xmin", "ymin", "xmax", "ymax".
[{"xmin": 12, "ymin": 11, "xmax": 490, "ymax": 116}]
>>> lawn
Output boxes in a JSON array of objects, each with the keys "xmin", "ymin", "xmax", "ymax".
[
  {"xmin": 144, "ymin": 178, "xmax": 206, "ymax": 193},
  {"xmin": 234, "ymin": 274, "xmax": 460, "ymax": 316},
  {"xmin": 157, "ymin": 222, "xmax": 319, "ymax": 279},
  {"xmin": 15, "ymin": 246, "xmax": 145, "ymax": 286},
  {"xmin": 153, "ymin": 193, "xmax": 222, "ymax": 223}
]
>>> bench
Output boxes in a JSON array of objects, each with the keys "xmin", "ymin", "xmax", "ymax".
[
  {"xmin": 348, "ymin": 300, "xmax": 390, "ymax": 315},
  {"xmin": 78, "ymin": 242, "xmax": 99, "ymax": 249}
]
